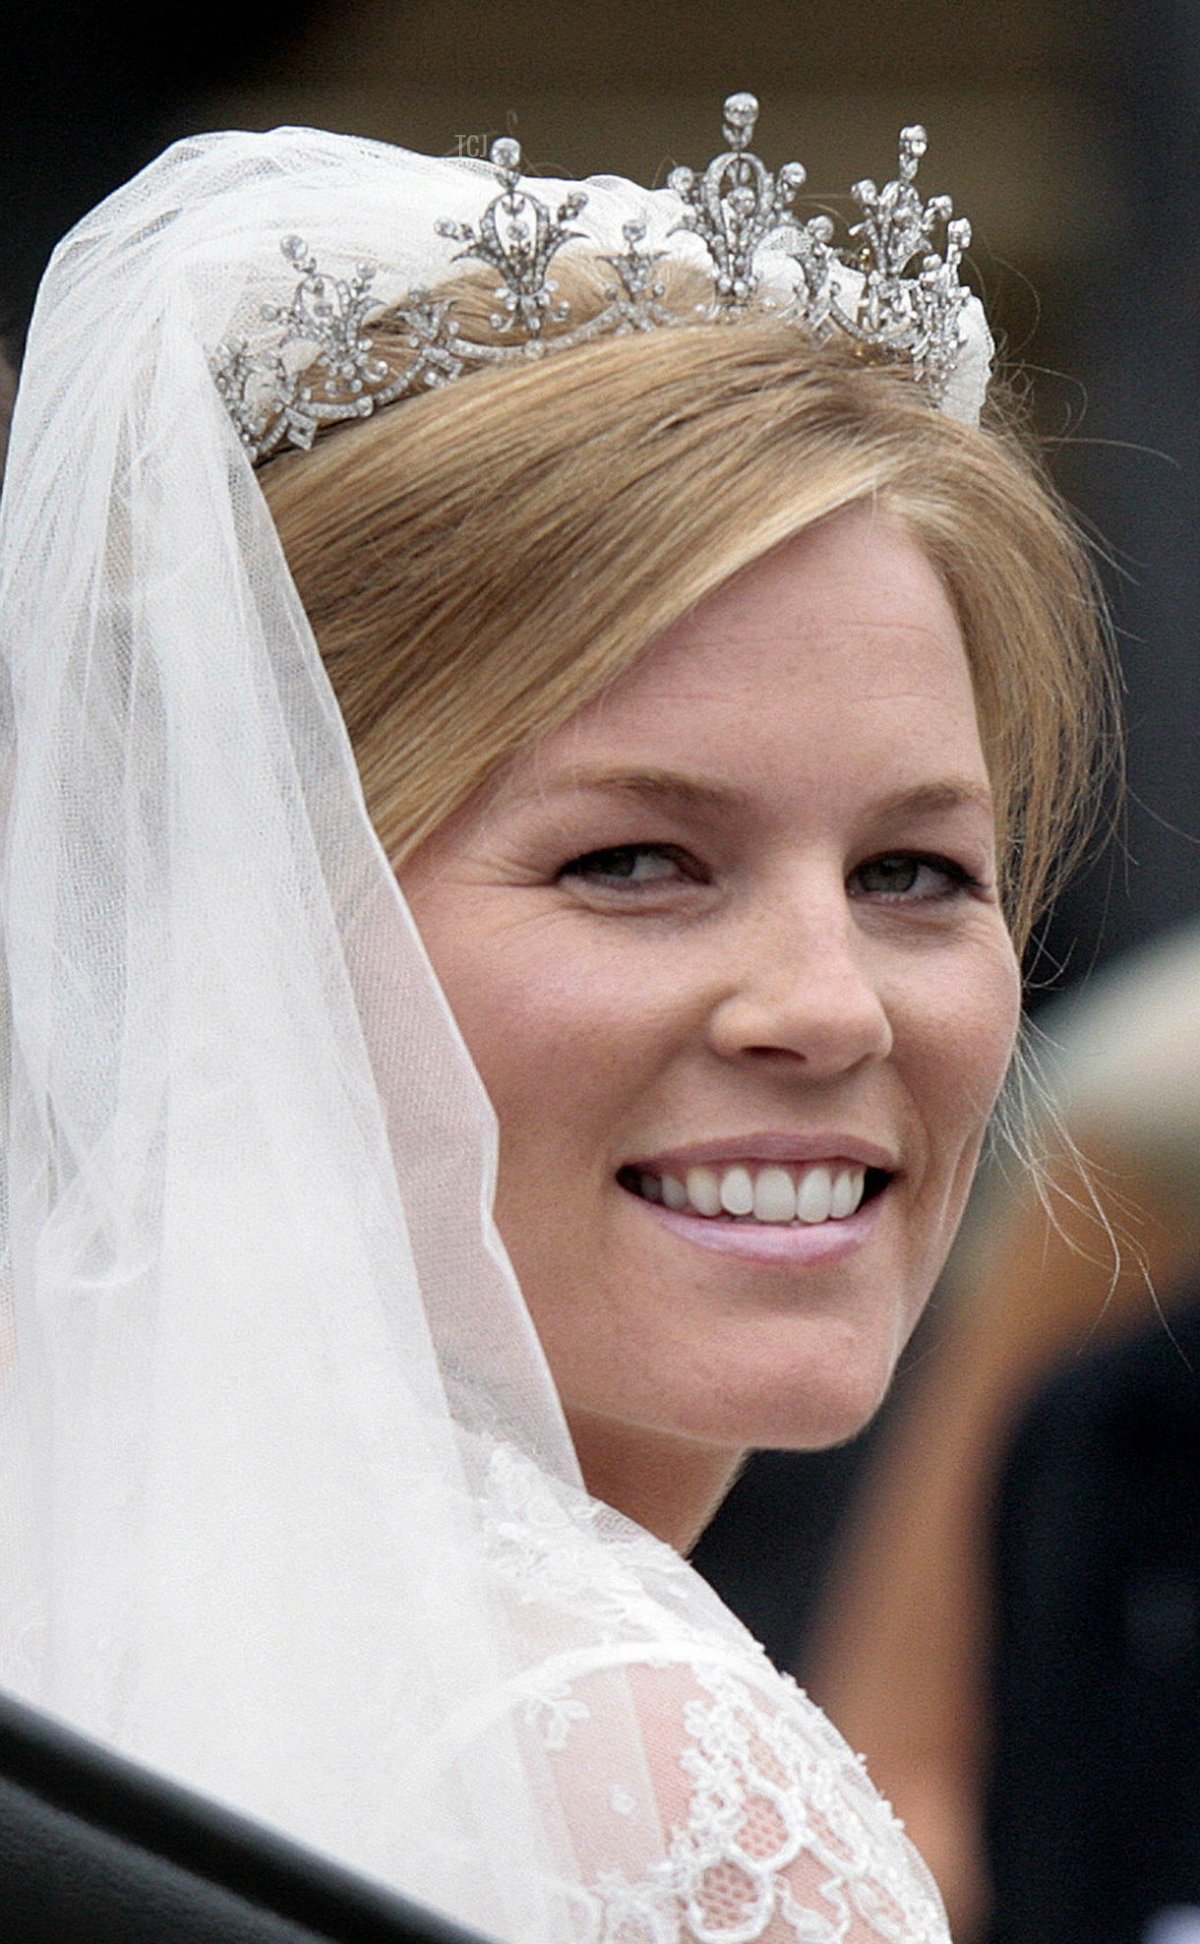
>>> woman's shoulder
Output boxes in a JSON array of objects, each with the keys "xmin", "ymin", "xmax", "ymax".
[{"xmin": 456, "ymin": 1443, "xmax": 953, "ymax": 1941}]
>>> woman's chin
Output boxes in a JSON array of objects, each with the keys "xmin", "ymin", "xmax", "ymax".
[
  {"xmin": 694, "ymin": 1380, "xmax": 895, "ymax": 1455},
  {"xmin": 570, "ymin": 1345, "xmax": 902, "ymax": 1467}
]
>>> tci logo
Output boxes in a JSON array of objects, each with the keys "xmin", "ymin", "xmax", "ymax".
[{"xmin": 452, "ymin": 133, "xmax": 500, "ymax": 159}]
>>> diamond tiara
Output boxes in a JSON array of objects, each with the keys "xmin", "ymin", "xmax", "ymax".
[{"xmin": 212, "ymin": 94, "xmax": 981, "ymax": 466}]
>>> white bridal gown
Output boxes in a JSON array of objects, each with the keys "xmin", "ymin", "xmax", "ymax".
[{"xmin": 452, "ymin": 1440, "xmax": 953, "ymax": 1942}]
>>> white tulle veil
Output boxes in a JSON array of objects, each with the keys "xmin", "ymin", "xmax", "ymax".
[{"xmin": 0, "ymin": 128, "xmax": 957, "ymax": 1944}]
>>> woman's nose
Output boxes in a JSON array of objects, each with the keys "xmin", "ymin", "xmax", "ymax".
[{"xmin": 705, "ymin": 891, "xmax": 894, "ymax": 1077}]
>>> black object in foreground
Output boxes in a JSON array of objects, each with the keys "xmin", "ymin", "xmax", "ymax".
[{"xmin": 0, "ymin": 1686, "xmax": 493, "ymax": 1944}]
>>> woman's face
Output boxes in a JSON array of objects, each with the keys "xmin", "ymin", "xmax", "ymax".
[{"xmin": 402, "ymin": 507, "xmax": 1020, "ymax": 1522}]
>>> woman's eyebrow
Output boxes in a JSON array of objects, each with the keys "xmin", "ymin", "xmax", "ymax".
[
  {"xmin": 869, "ymin": 779, "xmax": 996, "ymax": 821},
  {"xmin": 512, "ymin": 770, "xmax": 994, "ymax": 821},
  {"xmin": 516, "ymin": 767, "xmax": 752, "ymax": 816}
]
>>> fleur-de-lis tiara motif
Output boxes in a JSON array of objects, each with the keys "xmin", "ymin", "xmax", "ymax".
[
  {"xmin": 434, "ymin": 135, "xmax": 590, "ymax": 337},
  {"xmin": 667, "ymin": 90, "xmax": 812, "ymax": 308},
  {"xmin": 211, "ymin": 95, "xmax": 980, "ymax": 465}
]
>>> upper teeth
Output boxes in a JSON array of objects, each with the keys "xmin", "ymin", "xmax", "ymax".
[{"xmin": 638, "ymin": 1162, "xmax": 867, "ymax": 1225}]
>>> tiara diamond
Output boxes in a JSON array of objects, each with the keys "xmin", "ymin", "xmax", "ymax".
[{"xmin": 211, "ymin": 95, "xmax": 980, "ymax": 464}]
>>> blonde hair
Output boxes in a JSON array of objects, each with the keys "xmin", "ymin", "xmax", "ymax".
[{"xmin": 262, "ymin": 264, "xmax": 1114, "ymax": 956}]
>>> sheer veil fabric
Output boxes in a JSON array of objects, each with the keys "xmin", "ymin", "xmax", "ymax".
[{"xmin": 0, "ymin": 130, "xmax": 950, "ymax": 1941}]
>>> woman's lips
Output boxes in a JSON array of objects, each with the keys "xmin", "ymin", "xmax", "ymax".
[
  {"xmin": 615, "ymin": 1147, "xmax": 895, "ymax": 1264},
  {"xmin": 620, "ymin": 1175, "xmax": 887, "ymax": 1264}
]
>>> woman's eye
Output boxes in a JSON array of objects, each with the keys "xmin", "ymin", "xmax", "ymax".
[
  {"xmin": 851, "ymin": 853, "xmax": 978, "ymax": 901},
  {"xmin": 559, "ymin": 844, "xmax": 694, "ymax": 890}
]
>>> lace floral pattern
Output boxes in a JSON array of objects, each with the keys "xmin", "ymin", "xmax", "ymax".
[
  {"xmin": 479, "ymin": 1447, "xmax": 950, "ymax": 1943},
  {"xmin": 581, "ymin": 1663, "xmax": 948, "ymax": 1944},
  {"xmin": 485, "ymin": 1442, "xmax": 712, "ymax": 1644}
]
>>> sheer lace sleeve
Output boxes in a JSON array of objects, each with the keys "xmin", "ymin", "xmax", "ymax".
[
  {"xmin": 462, "ymin": 1444, "xmax": 952, "ymax": 1943},
  {"xmin": 550, "ymin": 1658, "xmax": 950, "ymax": 1943}
]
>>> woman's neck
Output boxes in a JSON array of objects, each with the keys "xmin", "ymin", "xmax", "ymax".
[{"xmin": 566, "ymin": 1410, "xmax": 746, "ymax": 1554}]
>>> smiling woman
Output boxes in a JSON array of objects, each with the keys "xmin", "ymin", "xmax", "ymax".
[
  {"xmin": 0, "ymin": 108, "xmax": 1112, "ymax": 1944},
  {"xmin": 399, "ymin": 510, "xmax": 1021, "ymax": 1544}
]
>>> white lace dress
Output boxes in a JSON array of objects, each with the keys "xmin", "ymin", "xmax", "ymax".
[{"xmin": 464, "ymin": 1445, "xmax": 951, "ymax": 1944}]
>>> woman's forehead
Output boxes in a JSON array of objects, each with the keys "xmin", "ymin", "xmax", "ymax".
[{"xmin": 475, "ymin": 511, "xmax": 992, "ymax": 848}]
